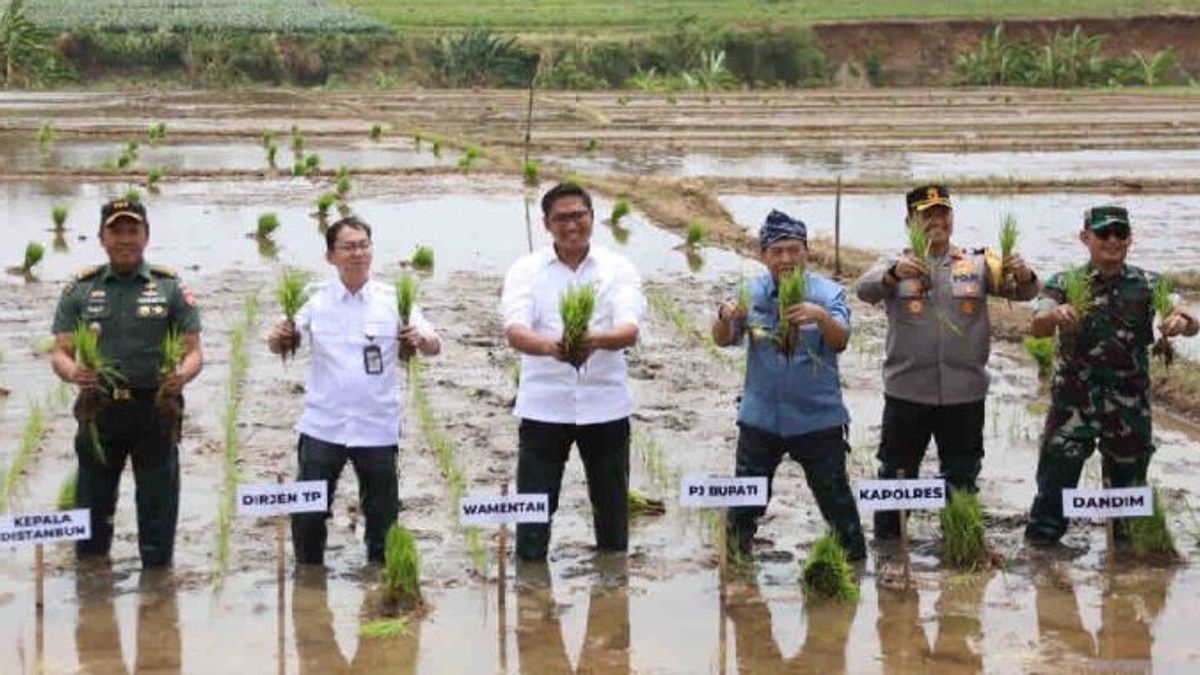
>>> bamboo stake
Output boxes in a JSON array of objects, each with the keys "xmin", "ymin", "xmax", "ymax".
[
  {"xmin": 36, "ymin": 543, "xmax": 44, "ymax": 671},
  {"xmin": 276, "ymin": 473, "xmax": 286, "ymax": 675},
  {"xmin": 834, "ymin": 175, "xmax": 843, "ymax": 277},
  {"xmin": 498, "ymin": 481, "xmax": 509, "ymax": 673},
  {"xmin": 897, "ymin": 469, "xmax": 910, "ymax": 588}
]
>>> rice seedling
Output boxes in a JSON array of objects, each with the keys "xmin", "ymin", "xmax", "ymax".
[
  {"xmin": 146, "ymin": 167, "xmax": 163, "ymax": 189},
  {"xmin": 610, "ymin": 199, "xmax": 630, "ymax": 224},
  {"xmin": 214, "ymin": 293, "xmax": 258, "ymax": 584},
  {"xmin": 256, "ymin": 212, "xmax": 280, "ymax": 239},
  {"xmin": 316, "ymin": 192, "xmax": 336, "ymax": 219},
  {"xmin": 737, "ymin": 275, "xmax": 752, "ymax": 313},
  {"xmin": 360, "ymin": 618, "xmax": 410, "ymax": 639},
  {"xmin": 413, "ymin": 133, "xmax": 423, "ymax": 148},
  {"xmin": 305, "ymin": 153, "xmax": 321, "ymax": 171},
  {"xmin": 395, "ymin": 274, "xmax": 419, "ymax": 361},
  {"xmin": 1151, "ymin": 277, "xmax": 1176, "ymax": 370},
  {"xmin": 72, "ymin": 320, "xmax": 124, "ymax": 464},
  {"xmin": 559, "ymin": 283, "xmax": 596, "ymax": 369},
  {"xmin": 523, "ymin": 159, "xmax": 540, "ymax": 185},
  {"xmin": 125, "ymin": 140, "xmax": 139, "ymax": 159},
  {"xmin": 292, "ymin": 131, "xmax": 305, "ymax": 154},
  {"xmin": 155, "ymin": 328, "xmax": 187, "ymax": 440},
  {"xmin": 37, "ymin": 122, "xmax": 53, "ymax": 147},
  {"xmin": 646, "ymin": 289, "xmax": 737, "ymax": 368},
  {"xmin": 57, "ymin": 470, "xmax": 77, "ymax": 511},
  {"xmin": 370, "ymin": 124, "xmax": 383, "ymax": 141},
  {"xmin": 411, "ymin": 245, "xmax": 435, "ymax": 271},
  {"xmin": 275, "ymin": 268, "xmax": 311, "ymax": 361},
  {"xmin": 1022, "ymin": 336, "xmax": 1056, "ymax": 380},
  {"xmin": 116, "ymin": 152, "xmax": 133, "ymax": 170},
  {"xmin": 800, "ymin": 534, "xmax": 859, "ymax": 602},
  {"xmin": 774, "ymin": 267, "xmax": 806, "ymax": 357},
  {"xmin": 905, "ymin": 215, "xmax": 932, "ymax": 295},
  {"xmin": 998, "ymin": 213, "xmax": 1019, "ymax": 295},
  {"xmin": 940, "ymin": 490, "xmax": 988, "ymax": 569},
  {"xmin": 686, "ymin": 221, "xmax": 706, "ymax": 247},
  {"xmin": 1125, "ymin": 487, "xmax": 1179, "ymax": 559},
  {"xmin": 20, "ymin": 242, "xmax": 44, "ymax": 276},
  {"xmin": 124, "ymin": 188, "xmax": 142, "ymax": 203},
  {"xmin": 147, "ymin": 122, "xmax": 167, "ymax": 143},
  {"xmin": 0, "ymin": 401, "xmax": 46, "ymax": 513},
  {"xmin": 261, "ymin": 130, "xmax": 274, "ymax": 147},
  {"xmin": 266, "ymin": 142, "xmax": 278, "ymax": 167},
  {"xmin": 51, "ymin": 206, "xmax": 68, "ymax": 232},
  {"xmin": 628, "ymin": 488, "xmax": 666, "ymax": 517},
  {"xmin": 1062, "ymin": 266, "xmax": 1094, "ymax": 319},
  {"xmin": 587, "ymin": 138, "xmax": 599, "ymax": 152},
  {"xmin": 336, "ymin": 173, "xmax": 352, "ymax": 198},
  {"xmin": 380, "ymin": 523, "xmax": 422, "ymax": 609},
  {"xmin": 432, "ymin": 140, "xmax": 443, "ymax": 158},
  {"xmin": 291, "ymin": 160, "xmax": 307, "ymax": 177}
]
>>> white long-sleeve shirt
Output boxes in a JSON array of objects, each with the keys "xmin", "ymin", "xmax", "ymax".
[
  {"xmin": 500, "ymin": 245, "xmax": 645, "ymax": 425},
  {"xmin": 295, "ymin": 276, "xmax": 435, "ymax": 447}
]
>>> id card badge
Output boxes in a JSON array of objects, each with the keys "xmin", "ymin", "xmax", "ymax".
[{"xmin": 363, "ymin": 344, "xmax": 384, "ymax": 375}]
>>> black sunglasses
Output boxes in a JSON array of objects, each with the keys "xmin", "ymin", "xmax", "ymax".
[{"xmin": 1093, "ymin": 225, "xmax": 1130, "ymax": 241}]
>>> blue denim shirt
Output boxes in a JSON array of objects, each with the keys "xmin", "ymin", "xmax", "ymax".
[{"xmin": 737, "ymin": 272, "xmax": 850, "ymax": 438}]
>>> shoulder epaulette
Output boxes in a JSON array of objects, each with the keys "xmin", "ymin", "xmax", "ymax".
[
  {"xmin": 74, "ymin": 265, "xmax": 103, "ymax": 281},
  {"xmin": 149, "ymin": 264, "xmax": 178, "ymax": 278}
]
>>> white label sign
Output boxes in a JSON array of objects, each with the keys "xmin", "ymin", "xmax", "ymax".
[
  {"xmin": 1063, "ymin": 487, "xmax": 1153, "ymax": 518},
  {"xmin": 680, "ymin": 476, "xmax": 768, "ymax": 507},
  {"xmin": 460, "ymin": 494, "xmax": 550, "ymax": 526},
  {"xmin": 855, "ymin": 479, "xmax": 947, "ymax": 512},
  {"xmin": 0, "ymin": 509, "xmax": 91, "ymax": 546},
  {"xmin": 237, "ymin": 481, "xmax": 328, "ymax": 517}
]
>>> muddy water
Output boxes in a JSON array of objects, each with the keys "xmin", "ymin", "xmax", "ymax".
[
  {"xmin": 0, "ymin": 177, "xmax": 744, "ymax": 286},
  {"xmin": 2, "ymin": 263, "xmax": 1198, "ymax": 673},
  {"xmin": 549, "ymin": 148, "xmax": 1200, "ymax": 181},
  {"xmin": 0, "ymin": 135, "xmax": 458, "ymax": 173}
]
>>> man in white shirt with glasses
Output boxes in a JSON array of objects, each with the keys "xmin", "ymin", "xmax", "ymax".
[
  {"xmin": 500, "ymin": 182, "xmax": 646, "ymax": 561},
  {"xmin": 268, "ymin": 215, "xmax": 440, "ymax": 565}
]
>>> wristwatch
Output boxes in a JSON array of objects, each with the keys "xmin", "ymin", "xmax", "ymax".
[{"xmin": 886, "ymin": 261, "xmax": 900, "ymax": 283}]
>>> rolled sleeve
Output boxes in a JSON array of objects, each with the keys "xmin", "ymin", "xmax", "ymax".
[
  {"xmin": 410, "ymin": 304, "xmax": 437, "ymax": 339},
  {"xmin": 611, "ymin": 258, "xmax": 645, "ymax": 327},
  {"xmin": 170, "ymin": 281, "xmax": 202, "ymax": 333},
  {"xmin": 500, "ymin": 259, "xmax": 535, "ymax": 329},
  {"xmin": 827, "ymin": 284, "xmax": 851, "ymax": 330},
  {"xmin": 856, "ymin": 255, "xmax": 895, "ymax": 305},
  {"xmin": 1034, "ymin": 272, "xmax": 1067, "ymax": 314}
]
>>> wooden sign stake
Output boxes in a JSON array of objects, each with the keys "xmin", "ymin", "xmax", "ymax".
[{"xmin": 897, "ymin": 469, "xmax": 911, "ymax": 588}]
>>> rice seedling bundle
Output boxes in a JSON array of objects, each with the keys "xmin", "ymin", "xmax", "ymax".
[
  {"xmin": 73, "ymin": 321, "xmax": 123, "ymax": 464},
  {"xmin": 256, "ymin": 212, "xmax": 280, "ymax": 239},
  {"xmin": 1022, "ymin": 336, "xmax": 1056, "ymax": 380},
  {"xmin": 148, "ymin": 122, "xmax": 167, "ymax": 142},
  {"xmin": 51, "ymin": 206, "xmax": 68, "ymax": 231},
  {"xmin": 146, "ymin": 167, "xmax": 164, "ymax": 187},
  {"xmin": 261, "ymin": 130, "xmax": 274, "ymax": 147},
  {"xmin": 998, "ymin": 213, "xmax": 1019, "ymax": 294},
  {"xmin": 360, "ymin": 619, "xmax": 410, "ymax": 639},
  {"xmin": 57, "ymin": 470, "xmax": 77, "ymax": 511},
  {"xmin": 775, "ymin": 267, "xmax": 806, "ymax": 357},
  {"xmin": 380, "ymin": 523, "xmax": 422, "ymax": 609},
  {"xmin": 291, "ymin": 160, "xmax": 307, "ymax": 177},
  {"xmin": 1125, "ymin": 487, "xmax": 1179, "ymax": 559},
  {"xmin": 628, "ymin": 489, "xmax": 666, "ymax": 517},
  {"xmin": 37, "ymin": 122, "xmax": 53, "ymax": 146},
  {"xmin": 304, "ymin": 153, "xmax": 321, "ymax": 170},
  {"xmin": 610, "ymin": 199, "xmax": 630, "ymax": 224},
  {"xmin": 336, "ymin": 174, "xmax": 352, "ymax": 197},
  {"xmin": 1151, "ymin": 277, "xmax": 1176, "ymax": 370},
  {"xmin": 940, "ymin": 490, "xmax": 988, "ymax": 569},
  {"xmin": 275, "ymin": 268, "xmax": 311, "ymax": 361},
  {"xmin": 411, "ymin": 245, "xmax": 435, "ymax": 271},
  {"xmin": 559, "ymin": 283, "xmax": 596, "ymax": 369},
  {"xmin": 21, "ymin": 242, "xmax": 44, "ymax": 275},
  {"xmin": 686, "ymin": 221, "xmax": 706, "ymax": 247},
  {"xmin": 523, "ymin": 160, "xmax": 540, "ymax": 185},
  {"xmin": 395, "ymin": 274, "xmax": 419, "ymax": 361},
  {"xmin": 800, "ymin": 534, "xmax": 859, "ymax": 601},
  {"xmin": 432, "ymin": 140, "xmax": 443, "ymax": 158},
  {"xmin": 154, "ymin": 328, "xmax": 187, "ymax": 441},
  {"xmin": 266, "ymin": 142, "xmax": 278, "ymax": 166},
  {"xmin": 124, "ymin": 188, "xmax": 141, "ymax": 203},
  {"xmin": 1062, "ymin": 267, "xmax": 1093, "ymax": 319},
  {"xmin": 316, "ymin": 192, "xmax": 336, "ymax": 217},
  {"xmin": 369, "ymin": 124, "xmax": 383, "ymax": 141}
]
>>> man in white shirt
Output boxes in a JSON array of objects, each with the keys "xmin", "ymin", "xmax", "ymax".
[
  {"xmin": 268, "ymin": 216, "xmax": 440, "ymax": 565},
  {"xmin": 500, "ymin": 183, "xmax": 645, "ymax": 561}
]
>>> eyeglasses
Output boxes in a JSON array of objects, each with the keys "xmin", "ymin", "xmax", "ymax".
[
  {"xmin": 1093, "ymin": 226, "xmax": 1130, "ymax": 242},
  {"xmin": 334, "ymin": 240, "xmax": 373, "ymax": 253},
  {"xmin": 548, "ymin": 210, "xmax": 593, "ymax": 225}
]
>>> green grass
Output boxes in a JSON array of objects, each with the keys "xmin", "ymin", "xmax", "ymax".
[
  {"xmin": 380, "ymin": 523, "xmax": 422, "ymax": 607},
  {"xmin": 940, "ymin": 490, "xmax": 988, "ymax": 569},
  {"xmin": 0, "ymin": 401, "xmax": 47, "ymax": 514},
  {"xmin": 411, "ymin": 245, "xmax": 435, "ymax": 271},
  {"xmin": 214, "ymin": 292, "xmax": 258, "ymax": 584},
  {"xmin": 23, "ymin": 0, "xmax": 389, "ymax": 32},
  {"xmin": 1126, "ymin": 487, "xmax": 1179, "ymax": 558},
  {"xmin": 350, "ymin": 1, "xmax": 1189, "ymax": 35},
  {"xmin": 800, "ymin": 534, "xmax": 858, "ymax": 602}
]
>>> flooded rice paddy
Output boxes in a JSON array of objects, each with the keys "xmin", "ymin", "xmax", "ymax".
[{"xmin": 1, "ymin": 89, "xmax": 1199, "ymax": 673}]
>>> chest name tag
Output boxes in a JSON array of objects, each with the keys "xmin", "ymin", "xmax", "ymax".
[{"xmin": 363, "ymin": 345, "xmax": 383, "ymax": 375}]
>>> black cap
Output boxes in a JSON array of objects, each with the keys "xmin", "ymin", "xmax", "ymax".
[
  {"xmin": 906, "ymin": 184, "xmax": 952, "ymax": 213},
  {"xmin": 100, "ymin": 198, "xmax": 148, "ymax": 229},
  {"xmin": 1084, "ymin": 205, "xmax": 1130, "ymax": 231}
]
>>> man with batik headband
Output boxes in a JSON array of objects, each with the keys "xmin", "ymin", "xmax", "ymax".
[
  {"xmin": 713, "ymin": 210, "xmax": 865, "ymax": 561},
  {"xmin": 856, "ymin": 185, "xmax": 1039, "ymax": 540},
  {"xmin": 1025, "ymin": 205, "xmax": 1198, "ymax": 545}
]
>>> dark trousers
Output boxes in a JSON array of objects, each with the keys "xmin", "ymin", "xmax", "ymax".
[
  {"xmin": 727, "ymin": 423, "xmax": 866, "ymax": 561},
  {"xmin": 74, "ymin": 390, "xmax": 180, "ymax": 567},
  {"xmin": 1025, "ymin": 443, "xmax": 1151, "ymax": 543},
  {"xmin": 874, "ymin": 395, "xmax": 985, "ymax": 538},
  {"xmin": 516, "ymin": 418, "xmax": 630, "ymax": 561},
  {"xmin": 291, "ymin": 434, "xmax": 399, "ymax": 565}
]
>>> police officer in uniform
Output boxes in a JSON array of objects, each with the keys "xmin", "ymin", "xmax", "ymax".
[
  {"xmin": 51, "ymin": 198, "xmax": 203, "ymax": 567},
  {"xmin": 856, "ymin": 185, "xmax": 1039, "ymax": 539},
  {"xmin": 1025, "ymin": 205, "xmax": 1198, "ymax": 544}
]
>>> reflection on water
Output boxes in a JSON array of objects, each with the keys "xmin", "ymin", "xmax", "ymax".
[
  {"xmin": 75, "ymin": 565, "xmax": 181, "ymax": 674},
  {"xmin": 516, "ymin": 557, "xmax": 630, "ymax": 674},
  {"xmin": 727, "ymin": 575, "xmax": 857, "ymax": 673},
  {"xmin": 875, "ymin": 569, "xmax": 993, "ymax": 674},
  {"xmin": 292, "ymin": 567, "xmax": 419, "ymax": 674}
]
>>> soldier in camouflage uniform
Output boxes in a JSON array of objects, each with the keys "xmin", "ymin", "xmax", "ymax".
[
  {"xmin": 712, "ymin": 210, "xmax": 866, "ymax": 561},
  {"xmin": 1025, "ymin": 205, "xmax": 1198, "ymax": 544},
  {"xmin": 50, "ymin": 199, "xmax": 203, "ymax": 567}
]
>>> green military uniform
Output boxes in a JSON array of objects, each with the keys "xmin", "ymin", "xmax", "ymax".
[
  {"xmin": 1025, "ymin": 263, "xmax": 1156, "ymax": 542},
  {"xmin": 52, "ymin": 262, "xmax": 200, "ymax": 566}
]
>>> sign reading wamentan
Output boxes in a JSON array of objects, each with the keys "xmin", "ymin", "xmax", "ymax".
[
  {"xmin": 1062, "ymin": 487, "xmax": 1153, "ymax": 519},
  {"xmin": 459, "ymin": 494, "xmax": 550, "ymax": 526},
  {"xmin": 0, "ymin": 509, "xmax": 91, "ymax": 546}
]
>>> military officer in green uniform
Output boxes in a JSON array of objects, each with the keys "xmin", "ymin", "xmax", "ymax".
[
  {"xmin": 50, "ymin": 198, "xmax": 203, "ymax": 567},
  {"xmin": 1025, "ymin": 205, "xmax": 1198, "ymax": 544}
]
